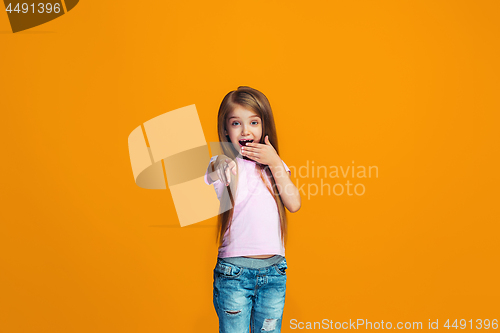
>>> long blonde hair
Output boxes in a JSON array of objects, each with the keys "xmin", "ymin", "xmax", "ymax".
[{"xmin": 215, "ymin": 86, "xmax": 288, "ymax": 248}]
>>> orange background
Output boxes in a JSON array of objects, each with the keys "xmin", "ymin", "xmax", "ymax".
[{"xmin": 1, "ymin": 1, "xmax": 499, "ymax": 332}]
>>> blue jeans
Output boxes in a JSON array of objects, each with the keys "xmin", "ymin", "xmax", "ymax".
[{"xmin": 213, "ymin": 256, "xmax": 288, "ymax": 333}]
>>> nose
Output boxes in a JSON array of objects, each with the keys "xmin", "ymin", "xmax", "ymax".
[{"xmin": 241, "ymin": 124, "xmax": 250, "ymax": 136}]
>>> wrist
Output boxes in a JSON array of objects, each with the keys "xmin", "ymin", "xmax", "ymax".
[{"xmin": 268, "ymin": 156, "xmax": 284, "ymax": 171}]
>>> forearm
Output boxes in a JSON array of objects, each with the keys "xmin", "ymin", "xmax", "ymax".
[
  {"xmin": 268, "ymin": 159, "xmax": 301, "ymax": 213},
  {"xmin": 207, "ymin": 155, "xmax": 235, "ymax": 184}
]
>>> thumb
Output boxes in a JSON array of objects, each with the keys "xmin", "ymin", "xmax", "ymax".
[{"xmin": 265, "ymin": 135, "xmax": 271, "ymax": 145}]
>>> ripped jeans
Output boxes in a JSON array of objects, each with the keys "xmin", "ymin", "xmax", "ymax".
[{"xmin": 213, "ymin": 256, "xmax": 287, "ymax": 333}]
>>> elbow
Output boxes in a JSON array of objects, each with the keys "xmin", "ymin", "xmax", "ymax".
[{"xmin": 288, "ymin": 199, "xmax": 301, "ymax": 213}]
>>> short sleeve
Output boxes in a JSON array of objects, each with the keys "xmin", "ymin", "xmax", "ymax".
[{"xmin": 281, "ymin": 160, "xmax": 291, "ymax": 176}]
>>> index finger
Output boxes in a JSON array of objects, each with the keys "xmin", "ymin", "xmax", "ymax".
[
  {"xmin": 245, "ymin": 142, "xmax": 262, "ymax": 148},
  {"xmin": 226, "ymin": 159, "xmax": 237, "ymax": 175}
]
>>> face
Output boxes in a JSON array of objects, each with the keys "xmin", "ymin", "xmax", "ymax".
[{"xmin": 225, "ymin": 105, "xmax": 263, "ymax": 154}]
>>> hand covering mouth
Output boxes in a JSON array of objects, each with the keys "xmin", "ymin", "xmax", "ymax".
[{"xmin": 239, "ymin": 139, "xmax": 253, "ymax": 147}]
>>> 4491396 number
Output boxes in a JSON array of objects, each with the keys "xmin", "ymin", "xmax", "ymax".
[
  {"xmin": 5, "ymin": 3, "xmax": 61, "ymax": 14},
  {"xmin": 444, "ymin": 319, "xmax": 498, "ymax": 329}
]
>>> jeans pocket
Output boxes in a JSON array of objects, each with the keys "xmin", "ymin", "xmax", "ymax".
[
  {"xmin": 274, "ymin": 258, "xmax": 288, "ymax": 275},
  {"xmin": 215, "ymin": 261, "xmax": 244, "ymax": 278}
]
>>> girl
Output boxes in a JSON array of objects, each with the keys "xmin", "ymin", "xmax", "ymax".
[{"xmin": 204, "ymin": 86, "xmax": 301, "ymax": 333}]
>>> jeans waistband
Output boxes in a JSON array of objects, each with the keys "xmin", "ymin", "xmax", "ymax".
[{"xmin": 219, "ymin": 255, "xmax": 285, "ymax": 269}]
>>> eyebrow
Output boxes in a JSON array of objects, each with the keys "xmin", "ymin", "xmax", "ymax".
[{"xmin": 228, "ymin": 115, "xmax": 261, "ymax": 120}]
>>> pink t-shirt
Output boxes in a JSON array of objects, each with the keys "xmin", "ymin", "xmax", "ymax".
[{"xmin": 204, "ymin": 155, "xmax": 291, "ymax": 258}]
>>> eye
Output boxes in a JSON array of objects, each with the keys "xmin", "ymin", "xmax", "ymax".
[
  {"xmin": 231, "ymin": 121, "xmax": 240, "ymax": 126},
  {"xmin": 251, "ymin": 121, "xmax": 259, "ymax": 125}
]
